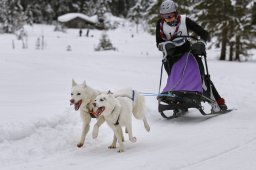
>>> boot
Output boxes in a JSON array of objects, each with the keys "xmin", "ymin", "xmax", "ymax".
[{"xmin": 216, "ymin": 98, "xmax": 228, "ymax": 110}]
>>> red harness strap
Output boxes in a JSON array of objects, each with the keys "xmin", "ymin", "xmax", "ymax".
[{"xmin": 88, "ymin": 109, "xmax": 97, "ymax": 118}]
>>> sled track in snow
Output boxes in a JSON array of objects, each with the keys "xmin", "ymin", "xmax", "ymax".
[{"xmin": 173, "ymin": 136, "xmax": 256, "ymax": 170}]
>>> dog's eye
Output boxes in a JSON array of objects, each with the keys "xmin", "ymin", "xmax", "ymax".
[
  {"xmin": 100, "ymin": 99, "xmax": 104, "ymax": 102},
  {"xmin": 77, "ymin": 93, "xmax": 81, "ymax": 96},
  {"xmin": 71, "ymin": 93, "xmax": 73, "ymax": 96}
]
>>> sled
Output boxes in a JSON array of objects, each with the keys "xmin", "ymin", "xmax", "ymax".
[{"xmin": 157, "ymin": 36, "xmax": 232, "ymax": 119}]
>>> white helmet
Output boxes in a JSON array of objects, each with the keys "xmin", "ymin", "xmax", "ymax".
[{"xmin": 160, "ymin": 0, "xmax": 177, "ymax": 14}]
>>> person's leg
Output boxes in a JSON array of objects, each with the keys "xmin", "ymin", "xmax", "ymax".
[
  {"xmin": 163, "ymin": 56, "xmax": 175, "ymax": 75},
  {"xmin": 194, "ymin": 55, "xmax": 205, "ymax": 81},
  {"xmin": 194, "ymin": 56, "xmax": 227, "ymax": 110},
  {"xmin": 209, "ymin": 79, "xmax": 227, "ymax": 110}
]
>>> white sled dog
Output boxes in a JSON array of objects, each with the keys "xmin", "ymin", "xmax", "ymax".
[
  {"xmin": 70, "ymin": 79, "xmax": 150, "ymax": 148},
  {"xmin": 94, "ymin": 91, "xmax": 149, "ymax": 152}
]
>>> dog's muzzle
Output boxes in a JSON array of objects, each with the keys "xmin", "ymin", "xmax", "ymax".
[
  {"xmin": 95, "ymin": 106, "xmax": 105, "ymax": 117},
  {"xmin": 70, "ymin": 99, "xmax": 82, "ymax": 111}
]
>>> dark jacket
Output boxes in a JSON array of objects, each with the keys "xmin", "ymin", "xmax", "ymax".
[
  {"xmin": 156, "ymin": 16, "xmax": 210, "ymax": 47},
  {"xmin": 156, "ymin": 16, "xmax": 210, "ymax": 75}
]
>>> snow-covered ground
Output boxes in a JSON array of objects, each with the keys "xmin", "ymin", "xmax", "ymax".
[{"xmin": 0, "ymin": 23, "xmax": 256, "ymax": 170}]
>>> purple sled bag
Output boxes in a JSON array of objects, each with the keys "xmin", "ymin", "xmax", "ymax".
[{"xmin": 162, "ymin": 52, "xmax": 203, "ymax": 93}]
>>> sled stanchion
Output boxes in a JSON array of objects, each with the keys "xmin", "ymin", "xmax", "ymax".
[
  {"xmin": 159, "ymin": 62, "xmax": 164, "ymax": 94},
  {"xmin": 203, "ymin": 54, "xmax": 210, "ymax": 76}
]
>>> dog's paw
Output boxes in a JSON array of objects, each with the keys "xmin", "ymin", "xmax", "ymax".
[
  {"xmin": 117, "ymin": 149, "xmax": 124, "ymax": 153},
  {"xmin": 92, "ymin": 125, "xmax": 99, "ymax": 139},
  {"xmin": 77, "ymin": 143, "xmax": 84, "ymax": 148},
  {"xmin": 145, "ymin": 125, "xmax": 150, "ymax": 132},
  {"xmin": 129, "ymin": 137, "xmax": 137, "ymax": 143},
  {"xmin": 108, "ymin": 145, "xmax": 116, "ymax": 149}
]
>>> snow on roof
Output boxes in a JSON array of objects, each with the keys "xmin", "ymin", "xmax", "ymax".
[{"xmin": 57, "ymin": 13, "xmax": 97, "ymax": 24}]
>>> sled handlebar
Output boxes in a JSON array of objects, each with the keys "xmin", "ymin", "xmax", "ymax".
[
  {"xmin": 158, "ymin": 35, "xmax": 208, "ymax": 61},
  {"xmin": 173, "ymin": 35, "xmax": 199, "ymax": 41}
]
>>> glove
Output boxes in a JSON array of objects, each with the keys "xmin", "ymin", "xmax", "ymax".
[{"xmin": 191, "ymin": 40, "xmax": 206, "ymax": 56}]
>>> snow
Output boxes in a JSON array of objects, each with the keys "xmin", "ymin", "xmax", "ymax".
[
  {"xmin": 0, "ymin": 22, "xmax": 256, "ymax": 170},
  {"xmin": 57, "ymin": 13, "xmax": 97, "ymax": 23}
]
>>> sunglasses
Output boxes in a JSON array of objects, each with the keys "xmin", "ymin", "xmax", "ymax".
[{"xmin": 161, "ymin": 13, "xmax": 176, "ymax": 19}]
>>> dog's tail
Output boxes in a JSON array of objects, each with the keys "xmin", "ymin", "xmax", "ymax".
[
  {"xmin": 133, "ymin": 90, "xmax": 150, "ymax": 131},
  {"xmin": 132, "ymin": 90, "xmax": 146, "ymax": 119},
  {"xmin": 114, "ymin": 88, "xmax": 150, "ymax": 132}
]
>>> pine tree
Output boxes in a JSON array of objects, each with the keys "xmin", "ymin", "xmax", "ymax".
[
  {"xmin": 195, "ymin": 0, "xmax": 234, "ymax": 60},
  {"xmin": 146, "ymin": 0, "xmax": 162, "ymax": 34},
  {"xmin": 252, "ymin": 2, "xmax": 256, "ymax": 25},
  {"xmin": 108, "ymin": 0, "xmax": 136, "ymax": 17},
  {"xmin": 0, "ymin": 0, "xmax": 26, "ymax": 33},
  {"xmin": 127, "ymin": 0, "xmax": 154, "ymax": 32},
  {"xmin": 195, "ymin": 0, "xmax": 255, "ymax": 61},
  {"xmin": 128, "ymin": 2, "xmax": 142, "ymax": 33},
  {"xmin": 95, "ymin": 32, "xmax": 116, "ymax": 51},
  {"xmin": 233, "ymin": 0, "xmax": 256, "ymax": 61}
]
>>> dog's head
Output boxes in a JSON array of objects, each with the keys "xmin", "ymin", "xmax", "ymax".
[
  {"xmin": 94, "ymin": 91, "xmax": 115, "ymax": 116},
  {"xmin": 70, "ymin": 79, "xmax": 92, "ymax": 111}
]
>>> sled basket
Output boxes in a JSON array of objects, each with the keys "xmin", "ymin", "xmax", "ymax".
[{"xmin": 158, "ymin": 91, "xmax": 202, "ymax": 112}]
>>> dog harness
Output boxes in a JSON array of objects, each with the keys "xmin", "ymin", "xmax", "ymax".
[
  {"xmin": 131, "ymin": 90, "xmax": 135, "ymax": 102},
  {"xmin": 114, "ymin": 90, "xmax": 135, "ymax": 125},
  {"xmin": 107, "ymin": 105, "xmax": 119, "ymax": 126},
  {"xmin": 89, "ymin": 90, "xmax": 136, "ymax": 122},
  {"xmin": 114, "ymin": 113, "xmax": 120, "ymax": 125},
  {"xmin": 112, "ymin": 90, "xmax": 136, "ymax": 125}
]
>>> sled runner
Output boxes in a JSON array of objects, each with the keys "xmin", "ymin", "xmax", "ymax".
[{"xmin": 157, "ymin": 36, "xmax": 232, "ymax": 119}]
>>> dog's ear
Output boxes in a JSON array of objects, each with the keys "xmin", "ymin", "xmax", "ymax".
[
  {"xmin": 82, "ymin": 81, "xmax": 87, "ymax": 88},
  {"xmin": 72, "ymin": 79, "xmax": 77, "ymax": 87}
]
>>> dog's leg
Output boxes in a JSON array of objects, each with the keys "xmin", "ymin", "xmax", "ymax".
[
  {"xmin": 120, "ymin": 127, "xmax": 124, "ymax": 142},
  {"xmin": 143, "ymin": 117, "xmax": 150, "ymax": 132},
  {"xmin": 108, "ymin": 125, "xmax": 124, "ymax": 152},
  {"xmin": 126, "ymin": 120, "xmax": 137, "ymax": 143},
  {"xmin": 115, "ymin": 125, "xmax": 124, "ymax": 152},
  {"xmin": 92, "ymin": 115, "xmax": 105, "ymax": 139},
  {"xmin": 108, "ymin": 134, "xmax": 117, "ymax": 149},
  {"xmin": 77, "ymin": 113, "xmax": 91, "ymax": 148}
]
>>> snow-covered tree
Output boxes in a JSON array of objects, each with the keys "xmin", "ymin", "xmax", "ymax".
[
  {"xmin": 194, "ymin": 0, "xmax": 233, "ymax": 60},
  {"xmin": 195, "ymin": 0, "xmax": 255, "ymax": 61},
  {"xmin": 128, "ymin": 2, "xmax": 142, "ymax": 33},
  {"xmin": 95, "ymin": 32, "xmax": 116, "ymax": 51},
  {"xmin": 0, "ymin": 0, "xmax": 26, "ymax": 33},
  {"xmin": 107, "ymin": 0, "xmax": 136, "ymax": 17},
  {"xmin": 145, "ymin": 0, "xmax": 162, "ymax": 34}
]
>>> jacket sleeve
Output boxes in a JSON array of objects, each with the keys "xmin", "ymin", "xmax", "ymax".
[
  {"xmin": 186, "ymin": 17, "xmax": 211, "ymax": 42},
  {"xmin": 156, "ymin": 19, "xmax": 165, "ymax": 48}
]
